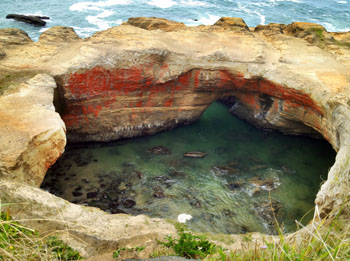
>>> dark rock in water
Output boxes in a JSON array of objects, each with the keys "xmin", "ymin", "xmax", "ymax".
[
  {"xmin": 153, "ymin": 191, "xmax": 165, "ymax": 198},
  {"xmin": 189, "ymin": 198, "xmax": 202, "ymax": 208},
  {"xmin": 102, "ymin": 193, "xmax": 110, "ymax": 200},
  {"xmin": 108, "ymin": 201, "xmax": 119, "ymax": 209},
  {"xmin": 248, "ymin": 176, "xmax": 280, "ymax": 191},
  {"xmin": 248, "ymin": 164, "xmax": 267, "ymax": 172},
  {"xmin": 147, "ymin": 146, "xmax": 171, "ymax": 155},
  {"xmin": 72, "ymin": 191, "xmax": 83, "ymax": 197},
  {"xmin": 153, "ymin": 186, "xmax": 165, "ymax": 198},
  {"xmin": 123, "ymin": 199, "xmax": 136, "ymax": 208},
  {"xmin": 87, "ymin": 191, "xmax": 99, "ymax": 199},
  {"xmin": 211, "ymin": 165, "xmax": 237, "ymax": 176},
  {"xmin": 254, "ymin": 199, "xmax": 283, "ymax": 234},
  {"xmin": 227, "ymin": 160, "xmax": 239, "ymax": 168},
  {"xmin": 240, "ymin": 225, "xmax": 249, "ymax": 234},
  {"xmin": 111, "ymin": 208, "xmax": 127, "ymax": 214},
  {"xmin": 135, "ymin": 170, "xmax": 143, "ymax": 179},
  {"xmin": 81, "ymin": 178, "xmax": 90, "ymax": 184},
  {"xmin": 153, "ymin": 176, "xmax": 175, "ymax": 187},
  {"xmin": 168, "ymin": 169, "xmax": 187, "ymax": 179},
  {"xmin": 183, "ymin": 151, "xmax": 207, "ymax": 158},
  {"xmin": 227, "ymin": 181, "xmax": 244, "ymax": 190},
  {"xmin": 6, "ymin": 14, "xmax": 48, "ymax": 26},
  {"xmin": 74, "ymin": 186, "xmax": 82, "ymax": 191},
  {"xmin": 223, "ymin": 209, "xmax": 236, "ymax": 218},
  {"xmin": 35, "ymin": 16, "xmax": 50, "ymax": 20}
]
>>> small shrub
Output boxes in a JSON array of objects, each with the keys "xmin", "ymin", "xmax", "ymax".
[
  {"xmin": 46, "ymin": 236, "xmax": 82, "ymax": 260},
  {"xmin": 160, "ymin": 225, "xmax": 217, "ymax": 259}
]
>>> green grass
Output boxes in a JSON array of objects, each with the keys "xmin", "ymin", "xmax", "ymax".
[
  {"xmin": 155, "ymin": 210, "xmax": 350, "ymax": 261},
  {"xmin": 112, "ymin": 246, "xmax": 146, "ymax": 259},
  {"xmin": 0, "ymin": 206, "xmax": 82, "ymax": 261},
  {"xmin": 158, "ymin": 224, "xmax": 219, "ymax": 259}
]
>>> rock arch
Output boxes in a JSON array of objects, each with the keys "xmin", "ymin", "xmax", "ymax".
[{"xmin": 0, "ymin": 17, "xmax": 350, "ymax": 256}]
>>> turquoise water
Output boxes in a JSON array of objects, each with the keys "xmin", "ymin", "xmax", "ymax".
[
  {"xmin": 0, "ymin": 0, "xmax": 349, "ymax": 40},
  {"xmin": 42, "ymin": 102, "xmax": 335, "ymax": 234}
]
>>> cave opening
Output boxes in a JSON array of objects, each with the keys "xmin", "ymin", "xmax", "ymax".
[{"xmin": 41, "ymin": 99, "xmax": 335, "ymax": 235}]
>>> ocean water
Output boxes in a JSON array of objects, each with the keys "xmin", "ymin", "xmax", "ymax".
[
  {"xmin": 0, "ymin": 0, "xmax": 349, "ymax": 40},
  {"xmin": 42, "ymin": 102, "xmax": 336, "ymax": 234}
]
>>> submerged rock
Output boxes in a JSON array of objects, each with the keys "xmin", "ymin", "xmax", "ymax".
[
  {"xmin": 87, "ymin": 191, "xmax": 99, "ymax": 199},
  {"xmin": 147, "ymin": 146, "xmax": 171, "ymax": 155},
  {"xmin": 211, "ymin": 165, "xmax": 237, "ymax": 177},
  {"xmin": 183, "ymin": 152, "xmax": 207, "ymax": 158},
  {"xmin": 153, "ymin": 186, "xmax": 165, "ymax": 198},
  {"xmin": 254, "ymin": 199, "xmax": 283, "ymax": 234},
  {"xmin": 248, "ymin": 175, "xmax": 281, "ymax": 193},
  {"xmin": 123, "ymin": 199, "xmax": 136, "ymax": 208}
]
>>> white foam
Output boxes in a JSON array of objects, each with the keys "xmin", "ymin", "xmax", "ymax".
[
  {"xmin": 70, "ymin": 0, "xmax": 132, "ymax": 12},
  {"xmin": 39, "ymin": 28, "xmax": 49, "ymax": 33},
  {"xmin": 275, "ymin": 0, "xmax": 302, "ymax": 2},
  {"xmin": 196, "ymin": 14, "xmax": 221, "ymax": 25},
  {"xmin": 147, "ymin": 0, "xmax": 177, "ymax": 8},
  {"xmin": 336, "ymin": 0, "xmax": 347, "ymax": 3},
  {"xmin": 255, "ymin": 11, "xmax": 266, "ymax": 25},
  {"xmin": 179, "ymin": 0, "xmax": 209, "ymax": 7},
  {"xmin": 86, "ymin": 10, "xmax": 118, "ymax": 30}
]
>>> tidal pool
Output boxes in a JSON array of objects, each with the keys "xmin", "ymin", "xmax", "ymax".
[{"xmin": 42, "ymin": 102, "xmax": 335, "ymax": 234}]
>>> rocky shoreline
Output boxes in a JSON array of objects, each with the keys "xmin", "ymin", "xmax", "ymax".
[{"xmin": 0, "ymin": 17, "xmax": 350, "ymax": 257}]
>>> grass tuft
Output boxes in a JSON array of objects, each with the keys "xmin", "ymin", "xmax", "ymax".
[{"xmin": 0, "ymin": 204, "xmax": 82, "ymax": 261}]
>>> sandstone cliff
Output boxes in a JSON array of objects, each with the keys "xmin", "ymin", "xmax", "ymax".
[{"xmin": 0, "ymin": 17, "xmax": 350, "ymax": 257}]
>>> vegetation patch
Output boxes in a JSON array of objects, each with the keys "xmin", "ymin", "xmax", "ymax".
[
  {"xmin": 0, "ymin": 205, "xmax": 82, "ymax": 260},
  {"xmin": 158, "ymin": 224, "xmax": 218, "ymax": 259},
  {"xmin": 0, "ymin": 70, "xmax": 39, "ymax": 95},
  {"xmin": 112, "ymin": 246, "xmax": 146, "ymax": 259}
]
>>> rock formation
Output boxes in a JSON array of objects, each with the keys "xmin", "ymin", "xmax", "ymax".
[
  {"xmin": 0, "ymin": 17, "xmax": 350, "ymax": 257},
  {"xmin": 6, "ymin": 14, "xmax": 49, "ymax": 26},
  {"xmin": 0, "ymin": 74, "xmax": 66, "ymax": 186}
]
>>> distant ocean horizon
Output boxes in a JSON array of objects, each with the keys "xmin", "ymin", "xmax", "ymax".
[{"xmin": 0, "ymin": 0, "xmax": 349, "ymax": 40}]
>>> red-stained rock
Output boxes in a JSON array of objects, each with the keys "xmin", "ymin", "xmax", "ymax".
[{"xmin": 57, "ymin": 66, "xmax": 324, "ymax": 143}]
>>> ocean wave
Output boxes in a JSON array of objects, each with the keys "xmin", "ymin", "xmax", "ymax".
[
  {"xmin": 70, "ymin": 0, "xmax": 132, "ymax": 12},
  {"xmin": 237, "ymin": 2, "xmax": 266, "ymax": 24},
  {"xmin": 86, "ymin": 9, "xmax": 116, "ymax": 30},
  {"xmin": 147, "ymin": 0, "xmax": 177, "ymax": 8},
  {"xmin": 197, "ymin": 14, "xmax": 220, "ymax": 25},
  {"xmin": 179, "ymin": 0, "xmax": 210, "ymax": 7}
]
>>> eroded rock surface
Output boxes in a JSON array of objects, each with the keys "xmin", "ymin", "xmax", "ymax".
[
  {"xmin": 0, "ymin": 180, "xmax": 177, "ymax": 257},
  {"xmin": 0, "ymin": 74, "xmax": 66, "ymax": 186}
]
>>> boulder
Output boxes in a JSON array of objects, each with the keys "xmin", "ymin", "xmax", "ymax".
[
  {"xmin": 125, "ymin": 17, "xmax": 186, "ymax": 32},
  {"xmin": 213, "ymin": 17, "xmax": 250, "ymax": 31},
  {"xmin": 6, "ymin": 14, "xmax": 47, "ymax": 26},
  {"xmin": 254, "ymin": 23, "xmax": 287, "ymax": 35},
  {"xmin": 39, "ymin": 26, "xmax": 80, "ymax": 43},
  {"xmin": 284, "ymin": 22, "xmax": 327, "ymax": 38},
  {"xmin": 0, "ymin": 28, "xmax": 32, "ymax": 47},
  {"xmin": 0, "ymin": 74, "xmax": 66, "ymax": 186}
]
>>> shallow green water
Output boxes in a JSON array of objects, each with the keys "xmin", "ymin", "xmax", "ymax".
[{"xmin": 42, "ymin": 102, "xmax": 335, "ymax": 234}]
